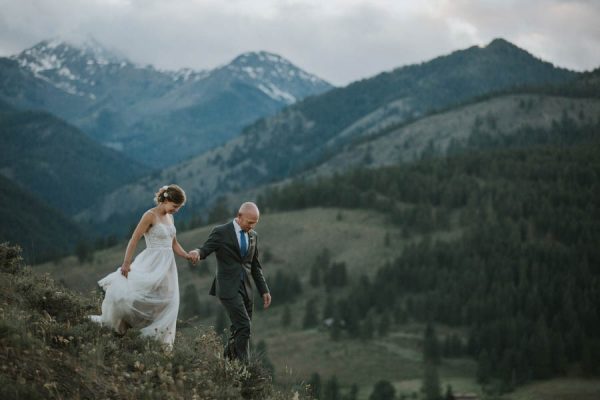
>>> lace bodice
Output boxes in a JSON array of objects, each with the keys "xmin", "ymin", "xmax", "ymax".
[{"xmin": 144, "ymin": 223, "xmax": 176, "ymax": 249}]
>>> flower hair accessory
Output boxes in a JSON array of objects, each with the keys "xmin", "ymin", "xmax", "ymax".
[{"xmin": 161, "ymin": 185, "xmax": 169, "ymax": 198}]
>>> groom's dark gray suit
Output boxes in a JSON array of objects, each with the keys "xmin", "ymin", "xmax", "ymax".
[{"xmin": 198, "ymin": 221, "xmax": 269, "ymax": 362}]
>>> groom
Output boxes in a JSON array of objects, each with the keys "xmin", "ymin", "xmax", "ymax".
[{"xmin": 190, "ymin": 202, "xmax": 271, "ymax": 363}]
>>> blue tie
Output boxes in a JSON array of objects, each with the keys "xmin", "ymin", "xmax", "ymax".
[{"xmin": 239, "ymin": 230, "xmax": 247, "ymax": 257}]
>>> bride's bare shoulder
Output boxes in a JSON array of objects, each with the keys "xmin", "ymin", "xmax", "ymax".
[{"xmin": 140, "ymin": 209, "xmax": 157, "ymax": 225}]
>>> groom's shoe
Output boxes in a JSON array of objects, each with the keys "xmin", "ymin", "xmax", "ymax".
[{"xmin": 224, "ymin": 337, "xmax": 236, "ymax": 360}]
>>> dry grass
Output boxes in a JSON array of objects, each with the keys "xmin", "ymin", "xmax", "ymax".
[
  {"xmin": 1, "ymin": 243, "xmax": 305, "ymax": 399},
  {"xmin": 501, "ymin": 378, "xmax": 600, "ymax": 400}
]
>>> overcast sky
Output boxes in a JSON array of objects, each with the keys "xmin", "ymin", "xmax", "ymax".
[{"xmin": 1, "ymin": 0, "xmax": 598, "ymax": 86}]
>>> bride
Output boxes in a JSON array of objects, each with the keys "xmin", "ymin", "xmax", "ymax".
[{"xmin": 91, "ymin": 184, "xmax": 193, "ymax": 346}]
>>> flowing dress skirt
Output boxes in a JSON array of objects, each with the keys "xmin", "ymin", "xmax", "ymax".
[{"xmin": 91, "ymin": 247, "xmax": 179, "ymax": 346}]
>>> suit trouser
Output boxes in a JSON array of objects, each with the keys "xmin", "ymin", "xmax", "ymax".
[{"xmin": 220, "ymin": 282, "xmax": 253, "ymax": 363}]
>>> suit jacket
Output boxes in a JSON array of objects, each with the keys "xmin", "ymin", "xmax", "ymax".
[{"xmin": 199, "ymin": 221, "xmax": 269, "ymax": 301}]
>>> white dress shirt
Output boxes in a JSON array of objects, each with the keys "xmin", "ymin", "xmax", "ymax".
[{"xmin": 232, "ymin": 219, "xmax": 248, "ymax": 253}]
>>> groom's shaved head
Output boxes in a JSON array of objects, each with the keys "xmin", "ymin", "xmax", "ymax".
[
  {"xmin": 239, "ymin": 202, "xmax": 259, "ymax": 216},
  {"xmin": 237, "ymin": 202, "xmax": 260, "ymax": 232}
]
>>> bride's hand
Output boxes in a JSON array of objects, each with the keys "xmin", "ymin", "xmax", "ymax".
[
  {"xmin": 120, "ymin": 263, "xmax": 131, "ymax": 278},
  {"xmin": 188, "ymin": 250, "xmax": 200, "ymax": 264}
]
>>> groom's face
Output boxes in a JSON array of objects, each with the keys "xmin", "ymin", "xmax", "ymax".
[{"xmin": 237, "ymin": 212, "xmax": 259, "ymax": 232}]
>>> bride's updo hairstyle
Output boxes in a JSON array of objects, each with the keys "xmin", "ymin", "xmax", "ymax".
[{"xmin": 155, "ymin": 184, "xmax": 186, "ymax": 206}]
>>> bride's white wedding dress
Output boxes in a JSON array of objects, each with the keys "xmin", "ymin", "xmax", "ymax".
[{"xmin": 90, "ymin": 221, "xmax": 180, "ymax": 346}]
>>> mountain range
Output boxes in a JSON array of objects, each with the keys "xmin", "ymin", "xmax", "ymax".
[
  {"xmin": 0, "ymin": 103, "xmax": 146, "ymax": 214},
  {"xmin": 2, "ymin": 36, "xmax": 598, "ymax": 247},
  {"xmin": 77, "ymin": 38, "xmax": 582, "ymax": 232},
  {"xmin": 1, "ymin": 38, "xmax": 332, "ymax": 166},
  {"xmin": 3, "ymin": 35, "xmax": 599, "ymax": 399}
]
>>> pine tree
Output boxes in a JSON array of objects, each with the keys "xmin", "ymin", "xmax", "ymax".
[
  {"xmin": 303, "ymin": 298, "xmax": 319, "ymax": 329},
  {"xmin": 310, "ymin": 264, "xmax": 321, "ymax": 287},
  {"xmin": 324, "ymin": 375, "xmax": 340, "ymax": 400},
  {"xmin": 346, "ymin": 383, "xmax": 359, "ymax": 400},
  {"xmin": 75, "ymin": 240, "xmax": 93, "ymax": 264},
  {"xmin": 378, "ymin": 312, "xmax": 391, "ymax": 337},
  {"xmin": 369, "ymin": 380, "xmax": 395, "ymax": 400},
  {"xmin": 330, "ymin": 310, "xmax": 342, "ymax": 341},
  {"xmin": 323, "ymin": 295, "xmax": 335, "ymax": 320},
  {"xmin": 550, "ymin": 331, "xmax": 567, "ymax": 374},
  {"xmin": 477, "ymin": 349, "xmax": 492, "ymax": 384},
  {"xmin": 424, "ymin": 323, "xmax": 441, "ymax": 364},
  {"xmin": 421, "ymin": 361, "xmax": 441, "ymax": 400},
  {"xmin": 360, "ymin": 313, "xmax": 375, "ymax": 341},
  {"xmin": 339, "ymin": 300, "xmax": 360, "ymax": 338},
  {"xmin": 444, "ymin": 384, "xmax": 455, "ymax": 400},
  {"xmin": 324, "ymin": 262, "xmax": 348, "ymax": 290},
  {"xmin": 530, "ymin": 316, "xmax": 552, "ymax": 379},
  {"xmin": 316, "ymin": 248, "xmax": 331, "ymax": 269}
]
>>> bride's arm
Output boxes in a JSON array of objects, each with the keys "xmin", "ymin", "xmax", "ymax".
[
  {"xmin": 121, "ymin": 211, "xmax": 153, "ymax": 277},
  {"xmin": 172, "ymin": 237, "xmax": 191, "ymax": 260}
]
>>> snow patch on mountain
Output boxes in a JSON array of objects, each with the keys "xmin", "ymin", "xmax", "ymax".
[
  {"xmin": 165, "ymin": 67, "xmax": 210, "ymax": 82},
  {"xmin": 10, "ymin": 39, "xmax": 332, "ymax": 107},
  {"xmin": 12, "ymin": 38, "xmax": 132, "ymax": 97},
  {"xmin": 221, "ymin": 51, "xmax": 331, "ymax": 103},
  {"xmin": 258, "ymin": 83, "xmax": 297, "ymax": 103}
]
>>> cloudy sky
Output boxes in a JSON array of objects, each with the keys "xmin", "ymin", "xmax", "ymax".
[{"xmin": 0, "ymin": 0, "xmax": 598, "ymax": 85}]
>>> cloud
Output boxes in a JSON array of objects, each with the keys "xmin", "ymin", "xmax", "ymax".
[
  {"xmin": 435, "ymin": 0, "xmax": 600, "ymax": 71},
  {"xmin": 0, "ymin": 0, "xmax": 598, "ymax": 85}
]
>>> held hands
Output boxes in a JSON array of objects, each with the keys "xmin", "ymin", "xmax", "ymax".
[{"xmin": 187, "ymin": 250, "xmax": 200, "ymax": 264}]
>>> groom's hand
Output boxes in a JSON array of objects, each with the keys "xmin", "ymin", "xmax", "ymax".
[
  {"xmin": 189, "ymin": 250, "xmax": 200, "ymax": 264},
  {"xmin": 262, "ymin": 293, "xmax": 272, "ymax": 309}
]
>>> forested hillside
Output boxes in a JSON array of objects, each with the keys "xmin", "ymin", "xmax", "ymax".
[
  {"xmin": 259, "ymin": 133, "xmax": 600, "ymax": 389},
  {"xmin": 308, "ymin": 95, "xmax": 600, "ymax": 176},
  {"xmin": 0, "ymin": 108, "xmax": 146, "ymax": 213},
  {"xmin": 0, "ymin": 174, "xmax": 85, "ymax": 263}
]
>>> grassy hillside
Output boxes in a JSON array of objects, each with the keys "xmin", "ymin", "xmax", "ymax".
[
  {"xmin": 38, "ymin": 208, "xmax": 408, "ymax": 300},
  {"xmin": 502, "ymin": 378, "xmax": 600, "ymax": 400},
  {"xmin": 310, "ymin": 94, "xmax": 600, "ymax": 176},
  {"xmin": 37, "ymin": 204, "xmax": 600, "ymax": 399},
  {"xmin": 0, "ymin": 243, "xmax": 303, "ymax": 399},
  {"xmin": 39, "ymin": 208, "xmax": 480, "ymax": 398}
]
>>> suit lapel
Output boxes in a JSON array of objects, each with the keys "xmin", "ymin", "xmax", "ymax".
[
  {"xmin": 247, "ymin": 231, "xmax": 256, "ymax": 260},
  {"xmin": 226, "ymin": 221, "xmax": 243, "ymax": 260}
]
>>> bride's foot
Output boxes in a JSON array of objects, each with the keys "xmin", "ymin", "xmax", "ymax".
[{"xmin": 116, "ymin": 319, "xmax": 132, "ymax": 335}]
